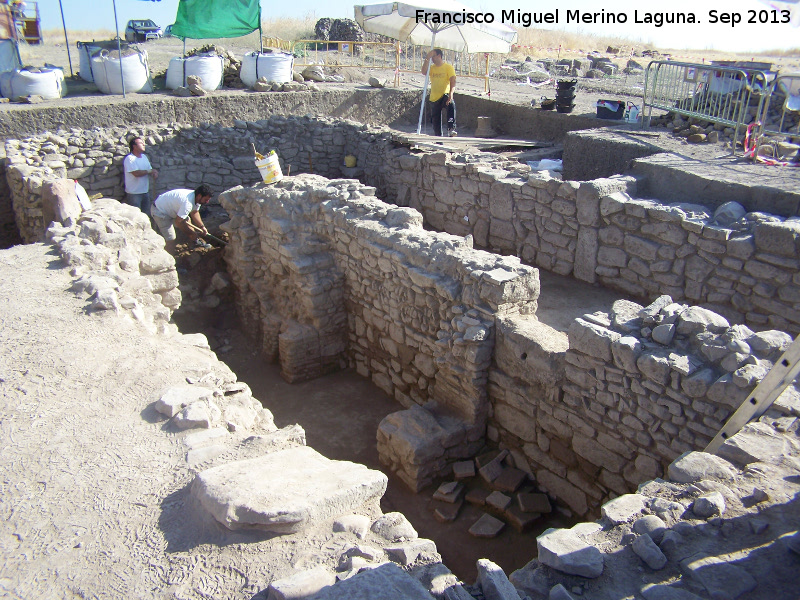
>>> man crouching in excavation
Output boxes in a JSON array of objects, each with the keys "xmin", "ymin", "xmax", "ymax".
[{"xmin": 152, "ymin": 184, "xmax": 213, "ymax": 254}]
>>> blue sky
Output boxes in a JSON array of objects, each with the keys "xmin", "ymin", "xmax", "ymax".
[{"xmin": 41, "ymin": 0, "xmax": 798, "ymax": 52}]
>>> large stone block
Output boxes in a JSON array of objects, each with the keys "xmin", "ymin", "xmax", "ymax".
[
  {"xmin": 574, "ymin": 227, "xmax": 598, "ymax": 283},
  {"xmin": 193, "ymin": 445, "xmax": 387, "ymax": 532},
  {"xmin": 307, "ymin": 563, "xmax": 435, "ymax": 600},
  {"xmin": 41, "ymin": 178, "xmax": 83, "ymax": 230},
  {"xmin": 494, "ymin": 315, "xmax": 567, "ymax": 386},
  {"xmin": 568, "ymin": 318, "xmax": 620, "ymax": 362},
  {"xmin": 754, "ymin": 220, "xmax": 800, "ymax": 257},
  {"xmin": 537, "ymin": 528, "xmax": 603, "ymax": 578},
  {"xmin": 489, "ymin": 182, "xmax": 513, "ymax": 220},
  {"xmin": 624, "ymin": 234, "xmax": 660, "ymax": 261}
]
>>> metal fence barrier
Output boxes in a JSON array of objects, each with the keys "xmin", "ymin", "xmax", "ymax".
[
  {"xmin": 396, "ymin": 42, "xmax": 492, "ymax": 92},
  {"xmin": 753, "ymin": 73, "xmax": 800, "ymax": 161},
  {"xmin": 642, "ymin": 60, "xmax": 769, "ymax": 154}
]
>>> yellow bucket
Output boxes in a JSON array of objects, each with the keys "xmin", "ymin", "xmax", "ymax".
[{"xmin": 255, "ymin": 153, "xmax": 283, "ymax": 184}]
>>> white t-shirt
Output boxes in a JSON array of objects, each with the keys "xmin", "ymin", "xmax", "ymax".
[
  {"xmin": 123, "ymin": 153, "xmax": 152, "ymax": 194},
  {"xmin": 152, "ymin": 189, "xmax": 197, "ymax": 221}
]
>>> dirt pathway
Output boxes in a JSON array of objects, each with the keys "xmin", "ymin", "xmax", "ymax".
[{"xmin": 0, "ymin": 243, "xmax": 362, "ymax": 599}]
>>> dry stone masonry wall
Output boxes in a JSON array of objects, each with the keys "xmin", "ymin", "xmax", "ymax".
[
  {"xmin": 3, "ymin": 117, "xmax": 395, "ymax": 244},
  {"xmin": 489, "ymin": 295, "xmax": 795, "ymax": 516},
  {"xmin": 219, "ymin": 174, "xmax": 539, "ymax": 490},
  {"xmin": 6, "ymin": 116, "xmax": 800, "ymax": 336},
  {"xmin": 216, "ymin": 172, "xmax": 792, "ymax": 519},
  {"xmin": 43, "ymin": 185, "xmax": 182, "ymax": 330},
  {"xmin": 383, "ymin": 150, "xmax": 800, "ymax": 335}
]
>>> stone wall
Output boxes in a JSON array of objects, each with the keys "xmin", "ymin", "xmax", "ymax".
[
  {"xmin": 9, "ymin": 116, "xmax": 800, "ymax": 336},
  {"xmin": 45, "ymin": 193, "xmax": 182, "ymax": 331},
  {"xmin": 215, "ymin": 172, "xmax": 789, "ymax": 517},
  {"xmin": 3, "ymin": 117, "xmax": 396, "ymax": 244},
  {"xmin": 488, "ymin": 295, "xmax": 792, "ymax": 516},
  {"xmin": 219, "ymin": 174, "xmax": 540, "ymax": 490},
  {"xmin": 382, "ymin": 150, "xmax": 800, "ymax": 335}
]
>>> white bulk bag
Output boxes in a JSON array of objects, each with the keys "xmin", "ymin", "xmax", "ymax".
[
  {"xmin": 77, "ymin": 42, "xmax": 102, "ymax": 82},
  {"xmin": 91, "ymin": 49, "xmax": 153, "ymax": 95},
  {"xmin": 166, "ymin": 54, "xmax": 224, "ymax": 90},
  {"xmin": 240, "ymin": 52, "xmax": 293, "ymax": 88},
  {"xmin": 0, "ymin": 67, "xmax": 65, "ymax": 100}
]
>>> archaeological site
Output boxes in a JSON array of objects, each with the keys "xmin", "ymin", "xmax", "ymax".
[{"xmin": 1, "ymin": 78, "xmax": 799, "ymax": 600}]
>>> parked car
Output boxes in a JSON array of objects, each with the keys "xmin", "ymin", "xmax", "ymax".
[
  {"xmin": 124, "ymin": 19, "xmax": 162, "ymax": 43},
  {"xmin": 164, "ymin": 24, "xmax": 174, "ymax": 37}
]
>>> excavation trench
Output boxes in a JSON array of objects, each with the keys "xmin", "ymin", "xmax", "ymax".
[
  {"xmin": 166, "ymin": 215, "xmax": 612, "ymax": 583},
  {"xmin": 5, "ymin": 94, "xmax": 799, "ymax": 588}
]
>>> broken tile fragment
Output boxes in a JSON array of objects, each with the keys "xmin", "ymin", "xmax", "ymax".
[
  {"xmin": 468, "ymin": 513, "xmax": 505, "ymax": 538},
  {"xmin": 518, "ymin": 492, "xmax": 552, "ymax": 514},
  {"xmin": 433, "ymin": 482, "xmax": 464, "ymax": 503},
  {"xmin": 493, "ymin": 466, "xmax": 527, "ymax": 493},
  {"xmin": 433, "ymin": 499, "xmax": 463, "ymax": 523},
  {"xmin": 453, "ymin": 461, "xmax": 475, "ymax": 479},
  {"xmin": 486, "ymin": 490, "xmax": 512, "ymax": 511}
]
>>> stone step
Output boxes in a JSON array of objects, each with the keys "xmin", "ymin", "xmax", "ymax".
[{"xmin": 192, "ymin": 445, "xmax": 388, "ymax": 533}]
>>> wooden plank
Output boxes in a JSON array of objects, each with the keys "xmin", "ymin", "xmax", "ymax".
[{"xmin": 392, "ymin": 132, "xmax": 551, "ymax": 150}]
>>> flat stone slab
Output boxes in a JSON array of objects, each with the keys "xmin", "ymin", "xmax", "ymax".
[
  {"xmin": 680, "ymin": 553, "xmax": 756, "ymax": 599},
  {"xmin": 469, "ymin": 513, "xmax": 505, "ymax": 538},
  {"xmin": 433, "ymin": 499, "xmax": 463, "ymax": 523},
  {"xmin": 601, "ymin": 494, "xmax": 648, "ymax": 525},
  {"xmin": 307, "ymin": 562, "xmax": 435, "ymax": 600},
  {"xmin": 486, "ymin": 491, "xmax": 512, "ymax": 511},
  {"xmin": 433, "ymin": 482, "xmax": 463, "ymax": 503},
  {"xmin": 537, "ymin": 528, "xmax": 604, "ymax": 578},
  {"xmin": 518, "ymin": 492, "xmax": 552, "ymax": 514},
  {"xmin": 155, "ymin": 385, "xmax": 214, "ymax": 417},
  {"xmin": 667, "ymin": 451, "xmax": 737, "ymax": 483},
  {"xmin": 453, "ymin": 460, "xmax": 475, "ymax": 479},
  {"xmin": 492, "ymin": 467, "xmax": 527, "ymax": 493},
  {"xmin": 504, "ymin": 504, "xmax": 539, "ymax": 532},
  {"xmin": 193, "ymin": 446, "xmax": 387, "ymax": 533}
]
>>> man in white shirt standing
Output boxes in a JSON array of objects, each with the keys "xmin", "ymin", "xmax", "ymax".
[
  {"xmin": 123, "ymin": 137, "xmax": 158, "ymax": 215},
  {"xmin": 152, "ymin": 184, "xmax": 213, "ymax": 254}
]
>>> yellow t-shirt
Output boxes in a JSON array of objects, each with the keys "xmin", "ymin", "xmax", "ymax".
[{"xmin": 428, "ymin": 62, "xmax": 455, "ymax": 101}]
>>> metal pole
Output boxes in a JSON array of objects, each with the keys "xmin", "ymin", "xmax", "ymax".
[
  {"xmin": 112, "ymin": 0, "xmax": 125, "ymax": 98},
  {"xmin": 416, "ymin": 31, "xmax": 436, "ymax": 135},
  {"xmin": 58, "ymin": 0, "xmax": 73, "ymax": 76}
]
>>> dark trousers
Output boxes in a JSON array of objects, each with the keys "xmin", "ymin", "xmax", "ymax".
[
  {"xmin": 430, "ymin": 95, "xmax": 456, "ymax": 136},
  {"xmin": 126, "ymin": 192, "xmax": 151, "ymax": 217}
]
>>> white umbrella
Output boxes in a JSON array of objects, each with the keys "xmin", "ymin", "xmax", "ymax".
[{"xmin": 355, "ymin": 0, "xmax": 517, "ymax": 133}]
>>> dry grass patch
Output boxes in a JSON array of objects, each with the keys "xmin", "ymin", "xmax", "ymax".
[{"xmin": 513, "ymin": 27, "xmax": 646, "ymax": 55}]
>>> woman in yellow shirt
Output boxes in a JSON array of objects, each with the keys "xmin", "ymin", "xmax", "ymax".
[{"xmin": 421, "ymin": 49, "xmax": 457, "ymax": 137}]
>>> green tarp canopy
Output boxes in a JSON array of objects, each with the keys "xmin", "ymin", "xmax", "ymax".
[{"xmin": 171, "ymin": 0, "xmax": 261, "ymax": 39}]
